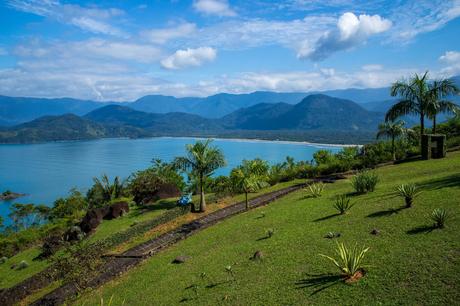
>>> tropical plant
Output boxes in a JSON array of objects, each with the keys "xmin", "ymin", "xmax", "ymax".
[
  {"xmin": 230, "ymin": 159, "xmax": 269, "ymax": 209},
  {"xmin": 307, "ymin": 182, "xmax": 325, "ymax": 197},
  {"xmin": 376, "ymin": 120, "xmax": 411, "ymax": 161},
  {"xmin": 333, "ymin": 195, "xmax": 354, "ymax": 214},
  {"xmin": 49, "ymin": 188, "xmax": 88, "ymax": 223},
  {"xmin": 426, "ymin": 79, "xmax": 460, "ymax": 134},
  {"xmin": 386, "ymin": 72, "xmax": 460, "ymax": 145},
  {"xmin": 8, "ymin": 203, "xmax": 50, "ymax": 231},
  {"xmin": 320, "ymin": 242, "xmax": 370, "ymax": 279},
  {"xmin": 430, "ymin": 208, "xmax": 449, "ymax": 228},
  {"xmin": 396, "ymin": 183, "xmax": 421, "ymax": 208},
  {"xmin": 87, "ymin": 174, "xmax": 126, "ymax": 207},
  {"xmin": 351, "ymin": 171, "xmax": 378, "ymax": 194},
  {"xmin": 174, "ymin": 139, "xmax": 226, "ymax": 212}
]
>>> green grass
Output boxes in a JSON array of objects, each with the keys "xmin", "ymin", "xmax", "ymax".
[{"xmin": 75, "ymin": 152, "xmax": 460, "ymax": 305}]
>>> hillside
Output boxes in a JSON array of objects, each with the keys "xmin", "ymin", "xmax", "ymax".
[
  {"xmin": 221, "ymin": 94, "xmax": 381, "ymax": 131},
  {"xmin": 0, "ymin": 114, "xmax": 147, "ymax": 143},
  {"xmin": 0, "ymin": 95, "xmax": 384, "ymax": 144},
  {"xmin": 74, "ymin": 151, "xmax": 460, "ymax": 305}
]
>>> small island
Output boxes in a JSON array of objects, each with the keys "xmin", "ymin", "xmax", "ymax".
[{"xmin": 1, "ymin": 190, "xmax": 27, "ymax": 201}]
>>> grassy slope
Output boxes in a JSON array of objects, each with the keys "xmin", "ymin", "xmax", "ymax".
[
  {"xmin": 76, "ymin": 152, "xmax": 460, "ymax": 306},
  {"xmin": 0, "ymin": 180, "xmax": 302, "ymax": 290}
]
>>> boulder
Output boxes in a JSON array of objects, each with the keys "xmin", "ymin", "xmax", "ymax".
[
  {"xmin": 105, "ymin": 201, "xmax": 129, "ymax": 220},
  {"xmin": 80, "ymin": 202, "xmax": 129, "ymax": 234},
  {"xmin": 251, "ymin": 250, "xmax": 264, "ymax": 261},
  {"xmin": 172, "ymin": 255, "xmax": 190, "ymax": 264}
]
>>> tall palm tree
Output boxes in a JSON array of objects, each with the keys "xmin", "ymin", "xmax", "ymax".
[
  {"xmin": 230, "ymin": 159, "xmax": 269, "ymax": 210},
  {"xmin": 426, "ymin": 79, "xmax": 459, "ymax": 134},
  {"xmin": 376, "ymin": 120, "xmax": 409, "ymax": 161},
  {"xmin": 174, "ymin": 139, "xmax": 226, "ymax": 212},
  {"xmin": 386, "ymin": 72, "xmax": 431, "ymax": 145}
]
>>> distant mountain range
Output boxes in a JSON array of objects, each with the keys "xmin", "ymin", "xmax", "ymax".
[
  {"xmin": 2, "ymin": 75, "xmax": 458, "ymax": 126},
  {"xmin": 0, "ymin": 94, "xmax": 381, "ymax": 144}
]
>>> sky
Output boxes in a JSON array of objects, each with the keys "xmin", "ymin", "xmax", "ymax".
[{"xmin": 0, "ymin": 0, "xmax": 460, "ymax": 101}]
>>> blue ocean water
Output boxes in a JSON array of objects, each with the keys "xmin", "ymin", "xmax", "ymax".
[{"xmin": 0, "ymin": 137, "xmax": 342, "ymax": 226}]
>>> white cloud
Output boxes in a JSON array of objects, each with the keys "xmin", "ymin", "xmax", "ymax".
[
  {"xmin": 299, "ymin": 12, "xmax": 392, "ymax": 61},
  {"xmin": 7, "ymin": 0, "xmax": 126, "ymax": 37},
  {"xmin": 161, "ymin": 47, "xmax": 217, "ymax": 70},
  {"xmin": 193, "ymin": 0, "xmax": 236, "ymax": 17},
  {"xmin": 439, "ymin": 51, "xmax": 460, "ymax": 76},
  {"xmin": 142, "ymin": 23, "xmax": 196, "ymax": 44},
  {"xmin": 362, "ymin": 64, "xmax": 383, "ymax": 71}
]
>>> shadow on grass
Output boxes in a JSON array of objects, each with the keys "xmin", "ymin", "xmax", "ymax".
[
  {"xmin": 407, "ymin": 225, "xmax": 436, "ymax": 235},
  {"xmin": 256, "ymin": 236, "xmax": 271, "ymax": 241},
  {"xmin": 367, "ymin": 206, "xmax": 406, "ymax": 218},
  {"xmin": 417, "ymin": 173, "xmax": 460, "ymax": 190},
  {"xmin": 295, "ymin": 273, "xmax": 342, "ymax": 296},
  {"xmin": 313, "ymin": 213, "xmax": 341, "ymax": 222}
]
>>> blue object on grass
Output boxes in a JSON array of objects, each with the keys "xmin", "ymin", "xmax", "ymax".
[{"xmin": 177, "ymin": 193, "xmax": 192, "ymax": 206}]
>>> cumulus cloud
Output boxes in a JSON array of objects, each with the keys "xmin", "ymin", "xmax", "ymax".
[
  {"xmin": 439, "ymin": 51, "xmax": 460, "ymax": 75},
  {"xmin": 298, "ymin": 12, "xmax": 391, "ymax": 61},
  {"xmin": 7, "ymin": 0, "xmax": 126, "ymax": 37},
  {"xmin": 161, "ymin": 47, "xmax": 217, "ymax": 70},
  {"xmin": 193, "ymin": 0, "xmax": 236, "ymax": 17},
  {"xmin": 142, "ymin": 23, "xmax": 196, "ymax": 44}
]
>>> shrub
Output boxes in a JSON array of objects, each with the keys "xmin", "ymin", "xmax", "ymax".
[
  {"xmin": 320, "ymin": 242, "xmax": 369, "ymax": 279},
  {"xmin": 396, "ymin": 183, "xmax": 421, "ymax": 207},
  {"xmin": 0, "ymin": 256, "xmax": 7, "ymax": 264},
  {"xmin": 351, "ymin": 171, "xmax": 379, "ymax": 194},
  {"xmin": 266, "ymin": 228, "xmax": 275, "ymax": 238},
  {"xmin": 307, "ymin": 182, "xmax": 325, "ymax": 197},
  {"xmin": 17, "ymin": 260, "xmax": 29, "ymax": 270},
  {"xmin": 430, "ymin": 208, "xmax": 449, "ymax": 228},
  {"xmin": 333, "ymin": 195, "xmax": 354, "ymax": 214}
]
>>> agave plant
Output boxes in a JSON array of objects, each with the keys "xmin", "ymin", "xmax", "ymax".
[
  {"xmin": 307, "ymin": 182, "xmax": 325, "ymax": 198},
  {"xmin": 333, "ymin": 195, "xmax": 354, "ymax": 214},
  {"xmin": 430, "ymin": 208, "xmax": 449, "ymax": 228},
  {"xmin": 320, "ymin": 242, "xmax": 370, "ymax": 280},
  {"xmin": 396, "ymin": 183, "xmax": 421, "ymax": 207}
]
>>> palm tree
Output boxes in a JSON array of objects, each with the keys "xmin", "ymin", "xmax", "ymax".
[
  {"xmin": 230, "ymin": 159, "xmax": 269, "ymax": 210},
  {"xmin": 376, "ymin": 120, "xmax": 409, "ymax": 161},
  {"xmin": 426, "ymin": 79, "xmax": 459, "ymax": 134},
  {"xmin": 88, "ymin": 174, "xmax": 126, "ymax": 207},
  {"xmin": 174, "ymin": 139, "xmax": 226, "ymax": 212},
  {"xmin": 386, "ymin": 72, "xmax": 431, "ymax": 145}
]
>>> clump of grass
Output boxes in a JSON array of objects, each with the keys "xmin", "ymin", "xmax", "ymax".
[
  {"xmin": 16, "ymin": 260, "xmax": 29, "ymax": 270},
  {"xmin": 351, "ymin": 171, "xmax": 379, "ymax": 194},
  {"xmin": 0, "ymin": 256, "xmax": 7, "ymax": 264},
  {"xmin": 320, "ymin": 242, "xmax": 369, "ymax": 281},
  {"xmin": 430, "ymin": 208, "xmax": 449, "ymax": 228},
  {"xmin": 396, "ymin": 183, "xmax": 421, "ymax": 207},
  {"xmin": 324, "ymin": 232, "xmax": 341, "ymax": 239},
  {"xmin": 225, "ymin": 265, "xmax": 235, "ymax": 281},
  {"xmin": 266, "ymin": 228, "xmax": 275, "ymax": 238},
  {"xmin": 333, "ymin": 195, "xmax": 354, "ymax": 214},
  {"xmin": 307, "ymin": 182, "xmax": 325, "ymax": 198}
]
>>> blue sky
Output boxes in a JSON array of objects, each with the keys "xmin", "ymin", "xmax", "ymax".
[{"xmin": 1, "ymin": 0, "xmax": 460, "ymax": 101}]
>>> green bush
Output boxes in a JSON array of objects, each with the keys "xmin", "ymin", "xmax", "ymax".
[
  {"xmin": 351, "ymin": 171, "xmax": 379, "ymax": 194},
  {"xmin": 430, "ymin": 208, "xmax": 449, "ymax": 228},
  {"xmin": 333, "ymin": 195, "xmax": 354, "ymax": 214}
]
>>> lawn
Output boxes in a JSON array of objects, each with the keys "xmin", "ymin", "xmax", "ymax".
[{"xmin": 75, "ymin": 152, "xmax": 460, "ymax": 305}]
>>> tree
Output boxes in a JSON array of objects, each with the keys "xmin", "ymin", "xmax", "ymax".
[
  {"xmin": 174, "ymin": 139, "xmax": 226, "ymax": 212},
  {"xmin": 376, "ymin": 120, "xmax": 409, "ymax": 161},
  {"xmin": 87, "ymin": 174, "xmax": 126, "ymax": 207},
  {"xmin": 8, "ymin": 203, "xmax": 50, "ymax": 230},
  {"xmin": 386, "ymin": 72, "xmax": 432, "ymax": 145},
  {"xmin": 230, "ymin": 159, "xmax": 269, "ymax": 210},
  {"xmin": 50, "ymin": 189, "xmax": 88, "ymax": 223},
  {"xmin": 426, "ymin": 79, "xmax": 459, "ymax": 134}
]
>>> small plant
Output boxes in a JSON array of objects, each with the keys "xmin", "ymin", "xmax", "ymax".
[
  {"xmin": 333, "ymin": 195, "xmax": 354, "ymax": 214},
  {"xmin": 307, "ymin": 182, "xmax": 325, "ymax": 197},
  {"xmin": 267, "ymin": 228, "xmax": 275, "ymax": 238},
  {"xmin": 0, "ymin": 256, "xmax": 8, "ymax": 264},
  {"xmin": 324, "ymin": 232, "xmax": 341, "ymax": 239},
  {"xmin": 351, "ymin": 171, "xmax": 379, "ymax": 194},
  {"xmin": 430, "ymin": 208, "xmax": 449, "ymax": 228},
  {"xmin": 396, "ymin": 183, "xmax": 421, "ymax": 207},
  {"xmin": 225, "ymin": 265, "xmax": 235, "ymax": 281},
  {"xmin": 320, "ymin": 242, "xmax": 369, "ymax": 281},
  {"xmin": 17, "ymin": 260, "xmax": 29, "ymax": 270}
]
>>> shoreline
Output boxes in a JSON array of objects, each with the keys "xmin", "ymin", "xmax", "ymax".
[{"xmin": 0, "ymin": 135, "xmax": 362, "ymax": 148}]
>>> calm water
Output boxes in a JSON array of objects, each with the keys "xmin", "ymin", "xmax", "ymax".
[{"xmin": 0, "ymin": 137, "xmax": 342, "ymax": 226}]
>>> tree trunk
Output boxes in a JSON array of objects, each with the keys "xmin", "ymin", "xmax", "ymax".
[
  {"xmin": 391, "ymin": 136, "xmax": 396, "ymax": 161},
  {"xmin": 420, "ymin": 112, "xmax": 425, "ymax": 146},
  {"xmin": 245, "ymin": 192, "xmax": 249, "ymax": 210},
  {"xmin": 432, "ymin": 115, "xmax": 437, "ymax": 134},
  {"xmin": 199, "ymin": 174, "xmax": 206, "ymax": 212}
]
